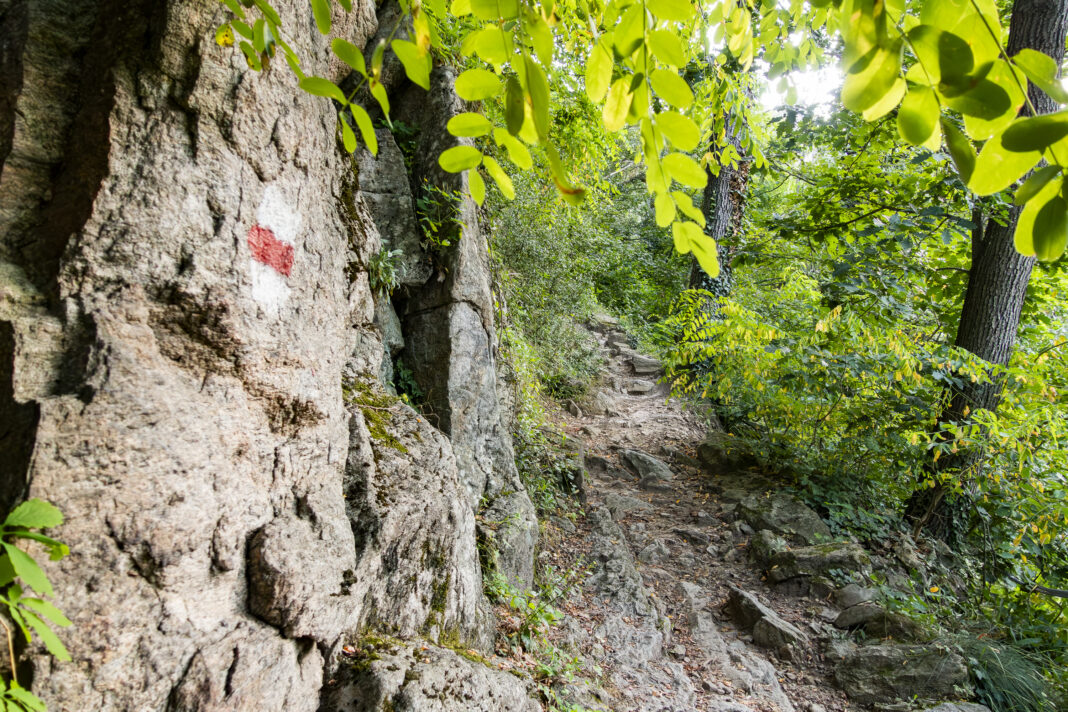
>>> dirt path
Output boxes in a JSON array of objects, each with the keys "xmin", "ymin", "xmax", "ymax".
[{"xmin": 534, "ymin": 322, "xmax": 860, "ymax": 712}]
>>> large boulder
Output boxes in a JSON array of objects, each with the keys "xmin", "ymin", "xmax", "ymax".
[
  {"xmin": 766, "ymin": 542, "xmax": 872, "ymax": 585},
  {"xmin": 736, "ymin": 492, "xmax": 832, "ymax": 545},
  {"xmin": 835, "ymin": 645, "xmax": 969, "ymax": 704}
]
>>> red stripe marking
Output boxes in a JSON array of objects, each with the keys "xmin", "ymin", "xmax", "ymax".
[{"xmin": 247, "ymin": 224, "xmax": 294, "ymax": 277}]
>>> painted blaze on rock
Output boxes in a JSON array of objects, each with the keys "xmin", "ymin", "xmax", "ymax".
[{"xmin": 247, "ymin": 224, "xmax": 295, "ymax": 276}]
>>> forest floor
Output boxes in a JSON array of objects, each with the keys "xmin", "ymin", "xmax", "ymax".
[{"xmin": 520, "ymin": 320, "xmax": 863, "ymax": 712}]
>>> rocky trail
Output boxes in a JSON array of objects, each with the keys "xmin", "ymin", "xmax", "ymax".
[{"xmin": 519, "ymin": 318, "xmax": 977, "ymax": 712}]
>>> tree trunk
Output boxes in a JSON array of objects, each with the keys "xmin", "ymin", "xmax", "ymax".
[
  {"xmin": 906, "ymin": 0, "xmax": 1068, "ymax": 539},
  {"xmin": 689, "ymin": 113, "xmax": 749, "ymax": 296}
]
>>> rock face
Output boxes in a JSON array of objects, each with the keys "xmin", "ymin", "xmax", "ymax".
[
  {"xmin": 323, "ymin": 639, "xmax": 540, "ymax": 712},
  {"xmin": 361, "ymin": 66, "xmax": 538, "ymax": 589},
  {"xmin": 835, "ymin": 644, "xmax": 969, "ymax": 704},
  {"xmin": 736, "ymin": 492, "xmax": 832, "ymax": 545},
  {"xmin": 0, "ymin": 2, "xmax": 534, "ymax": 709}
]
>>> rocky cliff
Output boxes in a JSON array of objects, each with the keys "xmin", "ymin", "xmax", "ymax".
[{"xmin": 0, "ymin": 1, "xmax": 535, "ymax": 709}]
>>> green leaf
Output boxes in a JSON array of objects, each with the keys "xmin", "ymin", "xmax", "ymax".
[
  {"xmin": 471, "ymin": 0, "xmax": 518, "ymax": 20},
  {"xmin": 447, "ymin": 112, "xmax": 493, "ymax": 138},
  {"xmin": 391, "ymin": 39, "xmax": 431, "ymax": 90},
  {"xmin": 494, "ymin": 128, "xmax": 533, "ymax": 170},
  {"xmin": 5, "ymin": 685, "xmax": 46, "ymax": 712},
  {"xmin": 20, "ymin": 598, "xmax": 71, "ymax": 627},
  {"xmin": 943, "ymin": 75, "xmax": 1011, "ymax": 122},
  {"xmin": 469, "ymin": 168, "xmax": 486, "ymax": 205},
  {"xmin": 504, "ymin": 76, "xmax": 524, "ymax": 137},
  {"xmin": 331, "ymin": 38, "xmax": 366, "ymax": 76},
  {"xmin": 841, "ymin": 40, "xmax": 903, "ymax": 113},
  {"xmin": 351, "ymin": 103, "xmax": 378, "ymax": 155},
  {"xmin": 1002, "ymin": 111, "xmax": 1068, "ymax": 153},
  {"xmin": 656, "ymin": 111, "xmax": 701, "ymax": 151},
  {"xmin": 602, "ymin": 78, "xmax": 633, "ymax": 132},
  {"xmin": 545, "ymin": 145, "xmax": 586, "ymax": 205},
  {"xmin": 919, "ymin": 0, "xmax": 1001, "ymax": 65},
  {"xmin": 2, "ymin": 544, "xmax": 51, "ymax": 597},
  {"xmin": 450, "ymin": 0, "xmax": 472, "ymax": 15},
  {"xmin": 311, "ymin": 0, "xmax": 331, "ymax": 34},
  {"xmin": 455, "ymin": 68, "xmax": 501, "ymax": 101},
  {"xmin": 672, "ymin": 191, "xmax": 706, "ymax": 227},
  {"xmin": 22, "ymin": 610, "xmax": 70, "ymax": 662},
  {"xmin": 861, "ymin": 77, "xmax": 905, "ymax": 121},
  {"xmin": 239, "ymin": 41, "xmax": 262, "ymax": 71},
  {"xmin": 253, "ymin": 0, "xmax": 281, "ymax": 27},
  {"xmin": 942, "ymin": 119, "xmax": 977, "ymax": 183},
  {"xmin": 969, "ymin": 131, "xmax": 1042, "ymax": 195},
  {"xmin": 650, "ymin": 69, "xmax": 694, "ymax": 110},
  {"xmin": 299, "ymin": 76, "xmax": 346, "ymax": 103},
  {"xmin": 1015, "ymin": 176, "xmax": 1068, "ymax": 260},
  {"xmin": 0, "ymin": 553, "xmax": 15, "ymax": 587},
  {"xmin": 654, "ymin": 0, "xmax": 695, "ymax": 23},
  {"xmin": 529, "ymin": 16, "xmax": 553, "ymax": 66},
  {"xmin": 672, "ymin": 220, "xmax": 707, "ymax": 256},
  {"xmin": 482, "ymin": 156, "xmax": 515, "ymax": 199},
  {"xmin": 1015, "ymin": 165, "xmax": 1061, "ymax": 205},
  {"xmin": 370, "ymin": 80, "xmax": 391, "ymax": 116},
  {"xmin": 1013, "ymin": 48, "xmax": 1068, "ymax": 104},
  {"xmin": 654, "ymin": 192, "xmax": 677, "ymax": 228},
  {"xmin": 221, "ymin": 0, "xmax": 246, "ymax": 20},
  {"xmin": 961, "ymin": 60, "xmax": 1026, "ymax": 140},
  {"xmin": 464, "ymin": 27, "xmax": 509, "ymax": 68},
  {"xmin": 690, "ymin": 230, "xmax": 720, "ymax": 277},
  {"xmin": 648, "ymin": 30, "xmax": 687, "ymax": 68},
  {"xmin": 585, "ymin": 43, "xmax": 612, "ymax": 103},
  {"xmin": 438, "ymin": 145, "xmax": 483, "ymax": 173},
  {"xmin": 4, "ymin": 500, "xmax": 62, "ymax": 530},
  {"xmin": 662, "ymin": 153, "xmax": 707, "ymax": 189},
  {"xmin": 523, "ymin": 56, "xmax": 551, "ymax": 141},
  {"xmin": 231, "ymin": 19, "xmax": 254, "ymax": 40},
  {"xmin": 340, "ymin": 114, "xmax": 357, "ymax": 153},
  {"xmin": 897, "ymin": 85, "xmax": 940, "ymax": 145}
]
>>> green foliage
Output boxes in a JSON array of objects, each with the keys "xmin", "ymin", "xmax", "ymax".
[
  {"xmin": 414, "ymin": 181, "xmax": 464, "ymax": 254},
  {"xmin": 1, "ymin": 499, "xmax": 71, "ymax": 711},
  {"xmin": 367, "ymin": 247, "xmax": 402, "ymax": 296},
  {"xmin": 961, "ymin": 636, "xmax": 1060, "ymax": 712}
]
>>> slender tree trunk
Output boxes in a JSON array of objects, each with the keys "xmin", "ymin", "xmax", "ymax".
[{"xmin": 907, "ymin": 0, "xmax": 1068, "ymax": 539}]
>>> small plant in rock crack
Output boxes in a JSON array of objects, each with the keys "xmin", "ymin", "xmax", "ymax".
[
  {"xmin": 415, "ymin": 180, "xmax": 464, "ymax": 254},
  {"xmin": 366, "ymin": 246, "xmax": 402, "ymax": 297},
  {"xmin": 1, "ymin": 499, "xmax": 72, "ymax": 711}
]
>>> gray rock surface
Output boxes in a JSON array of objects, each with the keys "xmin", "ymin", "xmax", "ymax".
[
  {"xmin": 835, "ymin": 644, "xmax": 969, "ymax": 704},
  {"xmin": 835, "ymin": 583, "xmax": 877, "ymax": 609},
  {"xmin": 383, "ymin": 67, "xmax": 537, "ymax": 588},
  {"xmin": 620, "ymin": 448, "xmax": 675, "ymax": 482},
  {"xmin": 922, "ymin": 704, "xmax": 991, "ymax": 712},
  {"xmin": 624, "ymin": 378, "xmax": 655, "ymax": 394},
  {"xmin": 834, "ymin": 603, "xmax": 926, "ymax": 641},
  {"xmin": 677, "ymin": 583, "xmax": 797, "ymax": 712},
  {"xmin": 0, "ymin": 2, "xmax": 531, "ymax": 708},
  {"xmin": 629, "ymin": 352, "xmax": 663, "ymax": 375},
  {"xmin": 736, "ymin": 492, "xmax": 832, "ymax": 545},
  {"xmin": 697, "ymin": 431, "xmax": 758, "ymax": 471},
  {"xmin": 356, "ymin": 130, "xmax": 433, "ymax": 286},
  {"xmin": 605, "ymin": 492, "xmax": 654, "ymax": 521},
  {"xmin": 725, "ymin": 587, "xmax": 809, "ymax": 656},
  {"xmin": 766, "ymin": 542, "xmax": 872, "ymax": 585},
  {"xmin": 323, "ymin": 638, "xmax": 539, "ymax": 711}
]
